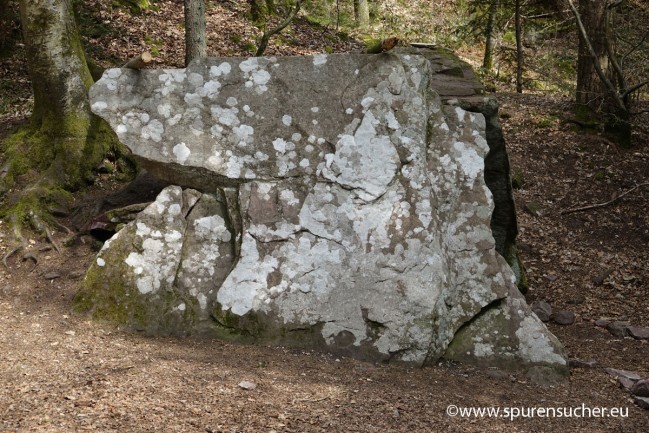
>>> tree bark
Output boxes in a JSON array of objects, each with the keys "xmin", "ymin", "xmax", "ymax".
[
  {"xmin": 576, "ymin": 0, "xmax": 609, "ymax": 110},
  {"xmin": 249, "ymin": 0, "xmax": 265, "ymax": 23},
  {"xmin": 266, "ymin": 0, "xmax": 275, "ymax": 15},
  {"xmin": 571, "ymin": 0, "xmax": 631, "ymax": 145},
  {"xmin": 0, "ymin": 0, "xmax": 120, "ymax": 238},
  {"xmin": 514, "ymin": 0, "xmax": 523, "ymax": 93},
  {"xmin": 18, "ymin": 0, "xmax": 95, "ymax": 183},
  {"xmin": 184, "ymin": 0, "xmax": 207, "ymax": 66},
  {"xmin": 482, "ymin": 0, "xmax": 499, "ymax": 71},
  {"xmin": 354, "ymin": 0, "xmax": 369, "ymax": 28}
]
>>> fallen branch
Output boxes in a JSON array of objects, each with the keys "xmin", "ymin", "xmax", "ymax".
[
  {"xmin": 561, "ymin": 182, "xmax": 649, "ymax": 215},
  {"xmin": 123, "ymin": 51, "xmax": 153, "ymax": 70}
]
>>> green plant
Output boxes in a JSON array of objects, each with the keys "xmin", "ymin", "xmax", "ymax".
[{"xmin": 536, "ymin": 115, "xmax": 557, "ymax": 128}]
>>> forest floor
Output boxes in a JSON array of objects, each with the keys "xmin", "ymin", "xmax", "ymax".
[{"xmin": 1, "ymin": 1, "xmax": 648, "ymax": 432}]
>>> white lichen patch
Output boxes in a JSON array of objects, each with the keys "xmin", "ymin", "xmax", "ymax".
[
  {"xmin": 272, "ymin": 138, "xmax": 287, "ymax": 153},
  {"xmin": 453, "ymin": 141, "xmax": 484, "ymax": 188},
  {"xmin": 217, "ymin": 234, "xmax": 279, "ymax": 315},
  {"xmin": 282, "ymin": 115, "xmax": 292, "ymax": 126},
  {"xmin": 313, "ymin": 54, "xmax": 327, "ymax": 66},
  {"xmin": 210, "ymin": 62, "xmax": 232, "ymax": 78},
  {"xmin": 124, "ymin": 231, "xmax": 183, "ymax": 295},
  {"xmin": 516, "ymin": 315, "xmax": 567, "ymax": 365},
  {"xmin": 91, "ymin": 101, "xmax": 107, "ymax": 112},
  {"xmin": 319, "ymin": 110, "xmax": 399, "ymax": 201},
  {"xmin": 239, "ymin": 58, "xmax": 272, "ymax": 94},
  {"xmin": 173, "ymin": 142, "xmax": 191, "ymax": 164}
]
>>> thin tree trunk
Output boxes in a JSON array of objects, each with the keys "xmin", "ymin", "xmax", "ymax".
[
  {"xmin": 515, "ymin": 0, "xmax": 523, "ymax": 93},
  {"xmin": 353, "ymin": 0, "xmax": 369, "ymax": 28},
  {"xmin": 482, "ymin": 0, "xmax": 500, "ymax": 71},
  {"xmin": 184, "ymin": 0, "xmax": 207, "ymax": 66},
  {"xmin": 249, "ymin": 0, "xmax": 265, "ymax": 23},
  {"xmin": 265, "ymin": 0, "xmax": 275, "ymax": 15},
  {"xmin": 575, "ymin": 0, "xmax": 609, "ymax": 109}
]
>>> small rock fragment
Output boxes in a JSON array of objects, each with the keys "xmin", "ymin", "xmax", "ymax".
[
  {"xmin": 485, "ymin": 369, "xmax": 511, "ymax": 380},
  {"xmin": 238, "ymin": 381, "xmax": 257, "ymax": 390},
  {"xmin": 44, "ymin": 272, "xmax": 61, "ymax": 280},
  {"xmin": 631, "ymin": 379, "xmax": 649, "ymax": 398},
  {"xmin": 68, "ymin": 270, "xmax": 85, "ymax": 280},
  {"xmin": 531, "ymin": 301, "xmax": 552, "ymax": 323},
  {"xmin": 626, "ymin": 326, "xmax": 649, "ymax": 340},
  {"xmin": 605, "ymin": 368, "xmax": 642, "ymax": 382},
  {"xmin": 591, "ymin": 268, "xmax": 612, "ymax": 286},
  {"xmin": 618, "ymin": 376, "xmax": 636, "ymax": 391},
  {"xmin": 523, "ymin": 201, "xmax": 542, "ymax": 217},
  {"xmin": 594, "ymin": 318, "xmax": 610, "ymax": 328},
  {"xmin": 569, "ymin": 359, "xmax": 597, "ymax": 369},
  {"xmin": 552, "ymin": 310, "xmax": 575, "ymax": 326},
  {"xmin": 566, "ymin": 296, "xmax": 585, "ymax": 305},
  {"xmin": 634, "ymin": 396, "xmax": 649, "ymax": 410},
  {"xmin": 526, "ymin": 366, "xmax": 564, "ymax": 386},
  {"xmin": 606, "ymin": 321, "xmax": 629, "ymax": 338}
]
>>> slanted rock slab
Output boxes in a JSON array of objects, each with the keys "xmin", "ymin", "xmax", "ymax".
[{"xmin": 78, "ymin": 51, "xmax": 567, "ymax": 373}]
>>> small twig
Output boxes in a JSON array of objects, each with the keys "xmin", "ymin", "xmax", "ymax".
[
  {"xmin": 561, "ymin": 182, "xmax": 649, "ymax": 215},
  {"xmin": 292, "ymin": 395, "xmax": 330, "ymax": 404}
]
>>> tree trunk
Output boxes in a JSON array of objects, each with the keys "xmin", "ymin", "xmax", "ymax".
[
  {"xmin": 0, "ymin": 0, "xmax": 119, "ymax": 236},
  {"xmin": 576, "ymin": 0, "xmax": 609, "ymax": 110},
  {"xmin": 265, "ymin": 0, "xmax": 275, "ymax": 15},
  {"xmin": 514, "ymin": 0, "xmax": 523, "ymax": 93},
  {"xmin": 249, "ymin": 0, "xmax": 265, "ymax": 23},
  {"xmin": 184, "ymin": 0, "xmax": 207, "ymax": 66},
  {"xmin": 573, "ymin": 0, "xmax": 631, "ymax": 144},
  {"xmin": 482, "ymin": 0, "xmax": 499, "ymax": 71},
  {"xmin": 353, "ymin": 0, "xmax": 369, "ymax": 28},
  {"xmin": 17, "ymin": 0, "xmax": 96, "ymax": 184}
]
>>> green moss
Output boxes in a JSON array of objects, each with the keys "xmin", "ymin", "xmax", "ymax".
[
  {"xmin": 75, "ymin": 256, "xmax": 198, "ymax": 334},
  {"xmin": 536, "ymin": 115, "xmax": 557, "ymax": 128},
  {"xmin": 212, "ymin": 304, "xmax": 265, "ymax": 338},
  {"xmin": 511, "ymin": 168, "xmax": 524, "ymax": 190}
]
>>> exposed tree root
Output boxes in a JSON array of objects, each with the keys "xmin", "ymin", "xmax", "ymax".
[
  {"xmin": 22, "ymin": 252, "xmax": 38, "ymax": 272},
  {"xmin": 1, "ymin": 178, "xmax": 71, "ymax": 268},
  {"xmin": 2, "ymin": 214, "xmax": 26, "ymax": 269}
]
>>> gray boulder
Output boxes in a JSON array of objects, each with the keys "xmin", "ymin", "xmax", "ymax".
[{"xmin": 77, "ymin": 51, "xmax": 565, "ymax": 373}]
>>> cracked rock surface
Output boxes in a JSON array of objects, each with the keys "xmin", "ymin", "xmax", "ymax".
[{"xmin": 78, "ymin": 51, "xmax": 566, "ymax": 371}]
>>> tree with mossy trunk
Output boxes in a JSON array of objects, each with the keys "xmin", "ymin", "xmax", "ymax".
[{"xmin": 0, "ymin": 0, "xmax": 123, "ymax": 255}]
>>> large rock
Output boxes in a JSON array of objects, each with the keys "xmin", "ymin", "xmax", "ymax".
[{"xmin": 77, "ymin": 50, "xmax": 565, "ymax": 372}]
